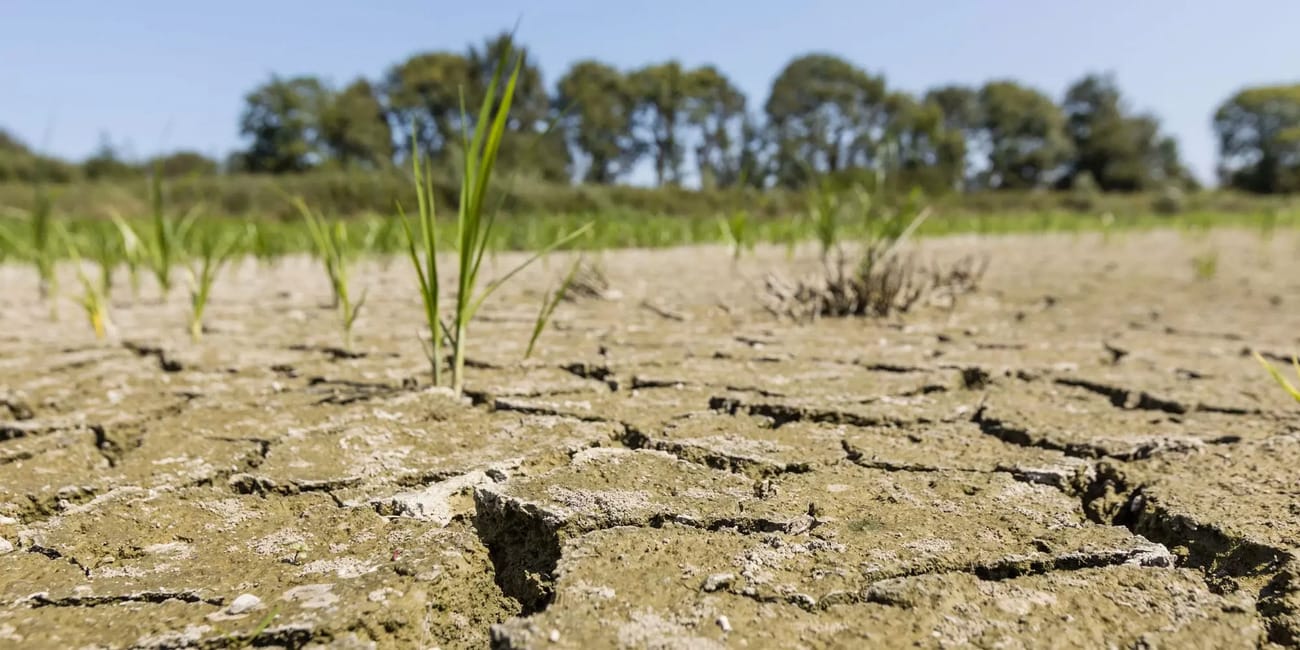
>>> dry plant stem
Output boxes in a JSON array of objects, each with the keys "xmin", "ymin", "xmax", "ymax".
[{"xmin": 525, "ymin": 257, "xmax": 582, "ymax": 359}]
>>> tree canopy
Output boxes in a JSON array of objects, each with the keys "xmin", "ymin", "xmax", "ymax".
[{"xmin": 15, "ymin": 32, "xmax": 1300, "ymax": 194}]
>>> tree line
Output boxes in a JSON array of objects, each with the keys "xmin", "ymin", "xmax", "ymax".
[{"xmin": 3, "ymin": 32, "xmax": 1300, "ymax": 194}]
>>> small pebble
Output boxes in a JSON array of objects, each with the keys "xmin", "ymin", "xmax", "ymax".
[
  {"xmin": 548, "ymin": 629, "xmax": 561, "ymax": 643},
  {"xmin": 227, "ymin": 593, "xmax": 262, "ymax": 615},
  {"xmin": 716, "ymin": 615, "xmax": 732, "ymax": 633},
  {"xmin": 0, "ymin": 538, "xmax": 13, "ymax": 554}
]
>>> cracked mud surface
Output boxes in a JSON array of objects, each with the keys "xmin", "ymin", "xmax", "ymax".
[{"xmin": 2, "ymin": 230, "xmax": 1299, "ymax": 648}]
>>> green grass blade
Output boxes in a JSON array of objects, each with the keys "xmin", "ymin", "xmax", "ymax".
[
  {"xmin": 468, "ymin": 221, "xmax": 593, "ymax": 322},
  {"xmin": 1255, "ymin": 352, "xmax": 1300, "ymax": 403}
]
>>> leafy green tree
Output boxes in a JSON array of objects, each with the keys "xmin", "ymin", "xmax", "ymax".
[
  {"xmin": 386, "ymin": 34, "xmax": 566, "ymax": 180},
  {"xmin": 881, "ymin": 92, "xmax": 966, "ymax": 190},
  {"xmin": 1214, "ymin": 84, "xmax": 1300, "ymax": 193},
  {"xmin": 765, "ymin": 54, "xmax": 887, "ymax": 185},
  {"xmin": 555, "ymin": 60, "xmax": 639, "ymax": 183},
  {"xmin": 735, "ymin": 115, "xmax": 773, "ymax": 188},
  {"xmin": 1061, "ymin": 73, "xmax": 1187, "ymax": 191},
  {"xmin": 926, "ymin": 85, "xmax": 982, "ymax": 133},
  {"xmin": 978, "ymin": 80, "xmax": 1072, "ymax": 189},
  {"xmin": 465, "ymin": 33, "xmax": 551, "ymax": 129},
  {"xmin": 629, "ymin": 61, "xmax": 692, "ymax": 186},
  {"xmin": 384, "ymin": 51, "xmax": 472, "ymax": 156},
  {"xmin": 320, "ymin": 79, "xmax": 393, "ymax": 169},
  {"xmin": 686, "ymin": 65, "xmax": 746, "ymax": 188},
  {"xmin": 924, "ymin": 85, "xmax": 982, "ymax": 187},
  {"xmin": 467, "ymin": 34, "xmax": 569, "ymax": 182},
  {"xmin": 238, "ymin": 75, "xmax": 330, "ymax": 173}
]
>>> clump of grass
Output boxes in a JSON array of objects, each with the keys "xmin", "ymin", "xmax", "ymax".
[
  {"xmin": 144, "ymin": 170, "xmax": 197, "ymax": 298},
  {"xmin": 399, "ymin": 36, "xmax": 590, "ymax": 395},
  {"xmin": 58, "ymin": 225, "xmax": 112, "ymax": 340},
  {"xmin": 808, "ymin": 177, "xmax": 844, "ymax": 261},
  {"xmin": 186, "ymin": 232, "xmax": 239, "ymax": 342},
  {"xmin": 1192, "ymin": 250, "xmax": 1218, "ymax": 281},
  {"xmin": 1254, "ymin": 352, "xmax": 1300, "ymax": 403},
  {"xmin": 363, "ymin": 215, "xmax": 403, "ymax": 261},
  {"xmin": 244, "ymin": 220, "xmax": 279, "ymax": 267},
  {"xmin": 765, "ymin": 184, "xmax": 981, "ymax": 321},
  {"xmin": 718, "ymin": 209, "xmax": 753, "ymax": 262},
  {"xmin": 0, "ymin": 186, "xmax": 59, "ymax": 307},
  {"xmin": 111, "ymin": 213, "xmax": 146, "ymax": 298},
  {"xmin": 525, "ymin": 257, "xmax": 582, "ymax": 359},
  {"xmin": 293, "ymin": 197, "xmax": 366, "ymax": 350},
  {"xmin": 84, "ymin": 224, "xmax": 121, "ymax": 297}
]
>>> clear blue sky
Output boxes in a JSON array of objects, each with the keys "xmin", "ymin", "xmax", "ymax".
[{"xmin": 5, "ymin": 0, "xmax": 1300, "ymax": 184}]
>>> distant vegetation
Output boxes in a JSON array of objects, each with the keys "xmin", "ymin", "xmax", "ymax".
[{"xmin": 5, "ymin": 31, "xmax": 1300, "ymax": 203}]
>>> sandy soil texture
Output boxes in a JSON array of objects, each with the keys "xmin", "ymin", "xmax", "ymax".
[{"xmin": 1, "ymin": 229, "xmax": 1298, "ymax": 649}]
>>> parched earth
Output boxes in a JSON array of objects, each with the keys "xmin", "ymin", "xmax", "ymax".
[{"xmin": 1, "ymin": 229, "xmax": 1298, "ymax": 649}]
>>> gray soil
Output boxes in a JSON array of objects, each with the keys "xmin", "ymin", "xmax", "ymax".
[{"xmin": 1, "ymin": 229, "xmax": 1298, "ymax": 648}]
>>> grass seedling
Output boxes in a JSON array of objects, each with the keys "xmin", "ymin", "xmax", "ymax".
[
  {"xmin": 293, "ymin": 198, "xmax": 366, "ymax": 350},
  {"xmin": 144, "ymin": 170, "xmax": 197, "ymax": 298},
  {"xmin": 525, "ymin": 257, "xmax": 582, "ymax": 359},
  {"xmin": 400, "ymin": 140, "xmax": 445, "ymax": 387},
  {"xmin": 718, "ymin": 209, "xmax": 752, "ymax": 262},
  {"xmin": 244, "ymin": 220, "xmax": 280, "ymax": 267},
  {"xmin": 111, "ymin": 213, "xmax": 145, "ymax": 298},
  {"xmin": 399, "ymin": 36, "xmax": 591, "ymax": 395},
  {"xmin": 186, "ymin": 232, "xmax": 239, "ymax": 342},
  {"xmin": 808, "ymin": 177, "xmax": 843, "ymax": 262},
  {"xmin": 58, "ymin": 225, "xmax": 111, "ymax": 340},
  {"xmin": 1254, "ymin": 352, "xmax": 1300, "ymax": 403},
  {"xmin": 85, "ymin": 224, "xmax": 120, "ymax": 297},
  {"xmin": 1192, "ymin": 250, "xmax": 1218, "ymax": 281},
  {"xmin": 0, "ymin": 186, "xmax": 61, "ymax": 309},
  {"xmin": 31, "ymin": 187, "xmax": 56, "ymax": 303}
]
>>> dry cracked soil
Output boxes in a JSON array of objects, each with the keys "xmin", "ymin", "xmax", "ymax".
[{"xmin": 1, "ymin": 229, "xmax": 1298, "ymax": 649}]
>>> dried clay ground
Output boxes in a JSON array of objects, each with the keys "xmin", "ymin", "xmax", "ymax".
[{"xmin": 2, "ymin": 230, "xmax": 1299, "ymax": 649}]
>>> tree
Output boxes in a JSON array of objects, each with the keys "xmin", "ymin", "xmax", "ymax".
[
  {"xmin": 765, "ymin": 54, "xmax": 887, "ymax": 186},
  {"xmin": 686, "ymin": 66, "xmax": 747, "ymax": 188},
  {"xmin": 466, "ymin": 34, "xmax": 568, "ymax": 182},
  {"xmin": 926, "ymin": 85, "xmax": 982, "ymax": 134},
  {"xmin": 1060, "ymin": 73, "xmax": 1186, "ymax": 191},
  {"xmin": 629, "ymin": 61, "xmax": 692, "ymax": 186},
  {"xmin": 555, "ymin": 60, "xmax": 639, "ymax": 184},
  {"xmin": 320, "ymin": 79, "xmax": 393, "ymax": 169},
  {"xmin": 384, "ymin": 51, "xmax": 472, "ymax": 157},
  {"xmin": 735, "ymin": 115, "xmax": 773, "ymax": 188},
  {"xmin": 465, "ymin": 33, "xmax": 550, "ymax": 130},
  {"xmin": 925, "ymin": 85, "xmax": 982, "ymax": 187},
  {"xmin": 386, "ymin": 35, "xmax": 567, "ymax": 180},
  {"xmin": 238, "ymin": 75, "xmax": 330, "ymax": 173},
  {"xmin": 1214, "ymin": 84, "xmax": 1300, "ymax": 193},
  {"xmin": 881, "ymin": 92, "xmax": 966, "ymax": 190},
  {"xmin": 977, "ymin": 81, "xmax": 1071, "ymax": 189}
]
